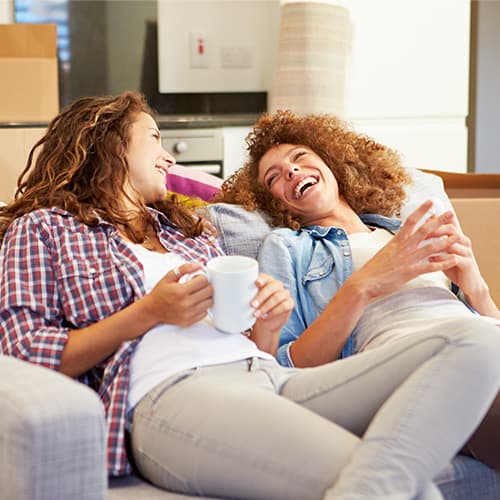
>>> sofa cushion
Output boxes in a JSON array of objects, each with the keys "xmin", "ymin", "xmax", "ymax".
[{"xmin": 167, "ymin": 165, "xmax": 222, "ymax": 202}]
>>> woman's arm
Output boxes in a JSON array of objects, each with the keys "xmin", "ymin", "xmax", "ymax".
[
  {"xmin": 430, "ymin": 213, "xmax": 500, "ymax": 319},
  {"xmin": 248, "ymin": 273, "xmax": 294, "ymax": 355},
  {"xmin": 0, "ymin": 214, "xmax": 213, "ymax": 378},
  {"xmin": 59, "ymin": 264, "xmax": 212, "ymax": 377},
  {"xmin": 261, "ymin": 203, "xmax": 465, "ymax": 368}
]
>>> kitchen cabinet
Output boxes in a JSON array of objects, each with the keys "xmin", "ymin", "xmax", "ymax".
[
  {"xmin": 0, "ymin": 127, "xmax": 45, "ymax": 202},
  {"xmin": 222, "ymin": 126, "xmax": 251, "ymax": 178}
]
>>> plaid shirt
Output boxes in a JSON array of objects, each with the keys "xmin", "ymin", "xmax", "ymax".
[{"xmin": 0, "ymin": 207, "xmax": 222, "ymax": 476}]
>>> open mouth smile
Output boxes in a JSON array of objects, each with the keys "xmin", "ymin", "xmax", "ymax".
[
  {"xmin": 155, "ymin": 165, "xmax": 167, "ymax": 177},
  {"xmin": 293, "ymin": 176, "xmax": 319, "ymax": 199}
]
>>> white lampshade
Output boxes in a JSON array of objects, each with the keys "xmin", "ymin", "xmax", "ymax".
[{"xmin": 270, "ymin": 1, "xmax": 351, "ymax": 117}]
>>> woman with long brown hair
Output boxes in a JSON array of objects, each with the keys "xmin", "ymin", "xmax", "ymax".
[{"xmin": 1, "ymin": 95, "xmax": 500, "ymax": 500}]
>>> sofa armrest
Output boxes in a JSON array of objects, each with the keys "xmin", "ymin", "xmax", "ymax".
[{"xmin": 0, "ymin": 355, "xmax": 107, "ymax": 500}]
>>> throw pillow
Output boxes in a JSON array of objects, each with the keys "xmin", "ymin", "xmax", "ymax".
[{"xmin": 167, "ymin": 164, "xmax": 222, "ymax": 202}]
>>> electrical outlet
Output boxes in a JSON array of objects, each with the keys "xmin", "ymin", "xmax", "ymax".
[{"xmin": 221, "ymin": 46, "xmax": 253, "ymax": 68}]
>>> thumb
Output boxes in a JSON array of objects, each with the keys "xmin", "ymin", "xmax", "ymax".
[{"xmin": 165, "ymin": 262, "xmax": 203, "ymax": 283}]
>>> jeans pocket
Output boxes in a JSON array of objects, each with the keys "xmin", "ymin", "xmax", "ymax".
[{"xmin": 149, "ymin": 367, "xmax": 198, "ymax": 407}]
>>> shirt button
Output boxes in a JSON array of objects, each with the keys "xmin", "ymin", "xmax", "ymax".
[
  {"xmin": 336, "ymin": 230, "xmax": 342, "ymax": 236},
  {"xmin": 319, "ymin": 271, "xmax": 324, "ymax": 276},
  {"xmin": 341, "ymin": 241, "xmax": 347, "ymax": 247},
  {"xmin": 343, "ymin": 252, "xmax": 350, "ymax": 257},
  {"xmin": 89, "ymin": 267, "xmax": 97, "ymax": 274}
]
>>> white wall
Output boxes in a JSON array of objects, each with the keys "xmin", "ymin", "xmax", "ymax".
[
  {"xmin": 345, "ymin": 0, "xmax": 470, "ymax": 173},
  {"xmin": 157, "ymin": 0, "xmax": 280, "ymax": 92},
  {"xmin": 471, "ymin": 0, "xmax": 500, "ymax": 173},
  {"xmin": 0, "ymin": 0, "xmax": 13, "ymax": 23}
]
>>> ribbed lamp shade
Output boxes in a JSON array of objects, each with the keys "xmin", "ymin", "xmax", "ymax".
[{"xmin": 269, "ymin": 1, "xmax": 351, "ymax": 116}]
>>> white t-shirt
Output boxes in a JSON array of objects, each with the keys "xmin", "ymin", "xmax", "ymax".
[
  {"xmin": 348, "ymin": 228, "xmax": 475, "ymax": 352},
  {"xmin": 126, "ymin": 242, "xmax": 274, "ymax": 411}
]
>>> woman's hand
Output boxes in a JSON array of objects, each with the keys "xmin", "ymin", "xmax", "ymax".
[
  {"xmin": 428, "ymin": 212, "xmax": 500, "ymax": 318},
  {"xmin": 351, "ymin": 200, "xmax": 462, "ymax": 301},
  {"xmin": 248, "ymin": 273, "xmax": 294, "ymax": 355},
  {"xmin": 144, "ymin": 263, "xmax": 214, "ymax": 327}
]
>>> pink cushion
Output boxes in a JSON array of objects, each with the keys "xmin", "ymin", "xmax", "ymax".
[{"xmin": 166, "ymin": 164, "xmax": 222, "ymax": 201}]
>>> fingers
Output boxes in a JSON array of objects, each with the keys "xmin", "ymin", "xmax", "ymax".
[
  {"xmin": 252, "ymin": 273, "xmax": 294, "ymax": 319},
  {"xmin": 166, "ymin": 262, "xmax": 203, "ymax": 282},
  {"xmin": 398, "ymin": 199, "xmax": 434, "ymax": 238},
  {"xmin": 399, "ymin": 201, "xmax": 454, "ymax": 244},
  {"xmin": 202, "ymin": 219, "xmax": 218, "ymax": 237}
]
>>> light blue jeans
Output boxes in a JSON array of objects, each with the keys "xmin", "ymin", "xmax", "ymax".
[{"xmin": 130, "ymin": 317, "xmax": 500, "ymax": 500}]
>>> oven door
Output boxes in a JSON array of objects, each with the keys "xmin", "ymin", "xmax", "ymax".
[{"xmin": 160, "ymin": 128, "xmax": 224, "ymax": 178}]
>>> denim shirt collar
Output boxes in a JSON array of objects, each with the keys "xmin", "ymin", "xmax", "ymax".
[{"xmin": 301, "ymin": 213, "xmax": 402, "ymax": 238}]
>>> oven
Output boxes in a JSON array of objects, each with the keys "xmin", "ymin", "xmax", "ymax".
[{"xmin": 160, "ymin": 128, "xmax": 224, "ymax": 178}]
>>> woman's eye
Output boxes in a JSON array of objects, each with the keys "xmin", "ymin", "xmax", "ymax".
[
  {"xmin": 293, "ymin": 151, "xmax": 307, "ymax": 161},
  {"xmin": 266, "ymin": 175, "xmax": 277, "ymax": 187}
]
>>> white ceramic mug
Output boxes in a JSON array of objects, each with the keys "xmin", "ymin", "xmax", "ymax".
[{"xmin": 206, "ymin": 255, "xmax": 259, "ymax": 334}]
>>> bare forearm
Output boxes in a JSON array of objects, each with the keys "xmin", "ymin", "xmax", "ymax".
[
  {"xmin": 464, "ymin": 280, "xmax": 500, "ymax": 320},
  {"xmin": 290, "ymin": 278, "xmax": 372, "ymax": 367},
  {"xmin": 250, "ymin": 323, "xmax": 280, "ymax": 356},
  {"xmin": 59, "ymin": 295, "xmax": 159, "ymax": 378}
]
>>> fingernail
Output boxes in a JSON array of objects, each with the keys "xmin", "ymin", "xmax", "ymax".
[{"xmin": 251, "ymin": 300, "xmax": 259, "ymax": 308}]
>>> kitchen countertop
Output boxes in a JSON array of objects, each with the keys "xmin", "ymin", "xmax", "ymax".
[
  {"xmin": 0, "ymin": 113, "xmax": 261, "ymax": 130},
  {"xmin": 156, "ymin": 113, "xmax": 260, "ymax": 128}
]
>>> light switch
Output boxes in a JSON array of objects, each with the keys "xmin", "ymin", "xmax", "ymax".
[{"xmin": 190, "ymin": 32, "xmax": 209, "ymax": 69}]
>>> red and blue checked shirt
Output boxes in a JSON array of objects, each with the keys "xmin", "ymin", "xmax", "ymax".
[{"xmin": 0, "ymin": 207, "xmax": 222, "ymax": 476}]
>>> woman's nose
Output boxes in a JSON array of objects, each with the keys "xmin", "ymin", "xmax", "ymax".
[
  {"xmin": 285, "ymin": 164, "xmax": 299, "ymax": 179},
  {"xmin": 163, "ymin": 149, "xmax": 176, "ymax": 168}
]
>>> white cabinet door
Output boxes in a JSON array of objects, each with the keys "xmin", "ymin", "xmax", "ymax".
[
  {"xmin": 0, "ymin": 127, "xmax": 45, "ymax": 202},
  {"xmin": 222, "ymin": 126, "xmax": 251, "ymax": 178}
]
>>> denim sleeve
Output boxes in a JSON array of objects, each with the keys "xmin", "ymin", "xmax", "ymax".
[{"xmin": 258, "ymin": 233, "xmax": 307, "ymax": 367}]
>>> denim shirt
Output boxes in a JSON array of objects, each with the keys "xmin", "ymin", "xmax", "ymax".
[{"xmin": 258, "ymin": 214, "xmax": 402, "ymax": 367}]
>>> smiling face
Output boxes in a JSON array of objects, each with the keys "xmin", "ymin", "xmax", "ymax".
[
  {"xmin": 258, "ymin": 143, "xmax": 353, "ymax": 227},
  {"xmin": 125, "ymin": 112, "xmax": 175, "ymax": 205}
]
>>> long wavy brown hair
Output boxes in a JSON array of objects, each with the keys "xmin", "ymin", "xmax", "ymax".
[
  {"xmin": 216, "ymin": 110, "xmax": 411, "ymax": 229},
  {"xmin": 0, "ymin": 91, "xmax": 203, "ymax": 243}
]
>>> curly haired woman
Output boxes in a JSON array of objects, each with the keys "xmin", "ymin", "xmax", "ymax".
[
  {"xmin": 4, "ymin": 93, "xmax": 500, "ymax": 500},
  {"xmin": 218, "ymin": 109, "xmax": 500, "ymax": 474}
]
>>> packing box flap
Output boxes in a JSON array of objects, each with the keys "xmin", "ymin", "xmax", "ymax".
[
  {"xmin": 0, "ymin": 24, "xmax": 57, "ymax": 58},
  {"xmin": 424, "ymin": 169, "xmax": 500, "ymax": 198}
]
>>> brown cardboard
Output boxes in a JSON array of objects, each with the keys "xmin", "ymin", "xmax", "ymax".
[
  {"xmin": 424, "ymin": 169, "xmax": 500, "ymax": 198},
  {"xmin": 451, "ymin": 198, "xmax": 500, "ymax": 306},
  {"xmin": 421, "ymin": 170, "xmax": 500, "ymax": 306},
  {"xmin": 0, "ymin": 24, "xmax": 59, "ymax": 122}
]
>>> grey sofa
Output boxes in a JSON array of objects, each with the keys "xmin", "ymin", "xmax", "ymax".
[
  {"xmin": 2, "ymin": 354, "xmax": 500, "ymax": 500},
  {"xmin": 3, "ymin": 171, "xmax": 500, "ymax": 499}
]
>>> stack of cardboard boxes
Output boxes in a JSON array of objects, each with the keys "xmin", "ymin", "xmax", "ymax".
[{"xmin": 0, "ymin": 23, "xmax": 58, "ymax": 201}]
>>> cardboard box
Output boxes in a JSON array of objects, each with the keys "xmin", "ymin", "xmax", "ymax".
[
  {"xmin": 424, "ymin": 169, "xmax": 500, "ymax": 198},
  {"xmin": 452, "ymin": 198, "xmax": 500, "ymax": 306},
  {"xmin": 0, "ymin": 24, "xmax": 59, "ymax": 123},
  {"xmin": 425, "ymin": 169, "xmax": 500, "ymax": 305}
]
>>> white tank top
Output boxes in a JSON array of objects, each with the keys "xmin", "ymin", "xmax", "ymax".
[{"xmin": 127, "ymin": 243, "xmax": 274, "ymax": 410}]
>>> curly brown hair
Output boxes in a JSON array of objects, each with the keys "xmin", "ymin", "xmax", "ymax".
[
  {"xmin": 0, "ymin": 91, "xmax": 203, "ymax": 243},
  {"xmin": 216, "ymin": 110, "xmax": 411, "ymax": 229}
]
